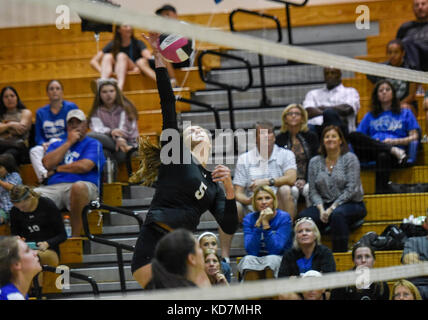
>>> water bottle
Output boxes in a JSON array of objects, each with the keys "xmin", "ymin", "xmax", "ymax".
[
  {"xmin": 106, "ymin": 157, "xmax": 113, "ymax": 183},
  {"xmin": 64, "ymin": 215, "xmax": 72, "ymax": 238}
]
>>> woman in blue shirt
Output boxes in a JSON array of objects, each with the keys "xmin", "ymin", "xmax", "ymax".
[
  {"xmin": 0, "ymin": 236, "xmax": 41, "ymax": 300},
  {"xmin": 348, "ymin": 80, "xmax": 420, "ymax": 193},
  {"xmin": 237, "ymin": 186, "xmax": 292, "ymax": 281}
]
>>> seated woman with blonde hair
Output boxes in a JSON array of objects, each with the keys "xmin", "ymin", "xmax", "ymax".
[
  {"xmin": 276, "ymin": 103, "xmax": 319, "ymax": 207},
  {"xmin": 390, "ymin": 279, "xmax": 423, "ymax": 300},
  {"xmin": 237, "ymin": 186, "xmax": 293, "ymax": 281}
]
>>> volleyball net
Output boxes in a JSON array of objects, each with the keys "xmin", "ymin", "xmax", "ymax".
[{"xmin": 3, "ymin": 0, "xmax": 428, "ymax": 300}]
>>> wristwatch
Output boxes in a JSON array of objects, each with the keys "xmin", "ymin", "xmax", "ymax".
[{"xmin": 269, "ymin": 178, "xmax": 275, "ymax": 186}]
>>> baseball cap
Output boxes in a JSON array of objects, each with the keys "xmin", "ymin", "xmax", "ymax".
[
  {"xmin": 301, "ymin": 270, "xmax": 322, "ymax": 278},
  {"xmin": 155, "ymin": 4, "xmax": 177, "ymax": 15},
  {"xmin": 67, "ymin": 109, "xmax": 86, "ymax": 122}
]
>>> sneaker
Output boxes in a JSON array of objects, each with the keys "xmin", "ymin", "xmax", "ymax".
[{"xmin": 391, "ymin": 147, "xmax": 407, "ymax": 165}]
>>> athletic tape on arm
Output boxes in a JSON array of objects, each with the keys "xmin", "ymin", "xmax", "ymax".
[{"xmin": 17, "ymin": 0, "xmax": 428, "ymax": 83}]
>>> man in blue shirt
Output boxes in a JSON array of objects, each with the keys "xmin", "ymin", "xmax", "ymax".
[{"xmin": 34, "ymin": 110, "xmax": 105, "ymax": 237}]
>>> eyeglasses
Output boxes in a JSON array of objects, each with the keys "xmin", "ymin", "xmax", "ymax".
[{"xmin": 286, "ymin": 112, "xmax": 302, "ymax": 117}]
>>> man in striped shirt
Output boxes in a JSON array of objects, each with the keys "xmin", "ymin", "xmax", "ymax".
[{"xmin": 218, "ymin": 121, "xmax": 297, "ymax": 261}]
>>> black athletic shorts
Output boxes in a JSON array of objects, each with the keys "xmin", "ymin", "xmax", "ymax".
[{"xmin": 130, "ymin": 223, "xmax": 170, "ymax": 274}]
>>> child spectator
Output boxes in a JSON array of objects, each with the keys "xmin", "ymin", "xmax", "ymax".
[{"xmin": 0, "ymin": 154, "xmax": 22, "ymax": 225}]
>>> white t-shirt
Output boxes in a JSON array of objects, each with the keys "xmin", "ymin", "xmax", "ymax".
[
  {"xmin": 303, "ymin": 83, "xmax": 360, "ymax": 133},
  {"xmin": 233, "ymin": 144, "xmax": 297, "ymax": 197}
]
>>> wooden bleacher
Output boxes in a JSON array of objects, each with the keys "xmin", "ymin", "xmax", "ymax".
[{"xmin": 1, "ymin": 0, "xmax": 426, "ymax": 295}]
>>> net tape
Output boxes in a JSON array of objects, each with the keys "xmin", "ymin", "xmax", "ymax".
[
  {"xmin": 84, "ymin": 262, "xmax": 428, "ymax": 300},
  {"xmin": 15, "ymin": 0, "xmax": 428, "ymax": 300},
  {"xmin": 16, "ymin": 0, "xmax": 428, "ymax": 84}
]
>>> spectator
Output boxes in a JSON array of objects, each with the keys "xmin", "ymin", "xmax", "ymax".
[
  {"xmin": 298, "ymin": 126, "xmax": 367, "ymax": 252},
  {"xmin": 198, "ymin": 231, "xmax": 231, "ymax": 283},
  {"xmin": 90, "ymin": 24, "xmax": 156, "ymax": 90},
  {"xmin": 220, "ymin": 121, "xmax": 296, "ymax": 264},
  {"xmin": 390, "ymin": 279, "xmax": 423, "ymax": 300},
  {"xmin": 401, "ymin": 226, "xmax": 428, "ymax": 299},
  {"xmin": 0, "ymin": 236, "xmax": 42, "ymax": 300},
  {"xmin": 396, "ymin": 0, "xmax": 428, "ymax": 72},
  {"xmin": 146, "ymin": 229, "xmax": 211, "ymax": 289},
  {"xmin": 237, "ymin": 186, "xmax": 292, "ymax": 281},
  {"xmin": 130, "ymin": 36, "xmax": 238, "ymax": 289},
  {"xmin": 278, "ymin": 216, "xmax": 336, "ymax": 278},
  {"xmin": 303, "ymin": 67, "xmax": 360, "ymax": 138},
  {"xmin": 0, "ymin": 86, "xmax": 32, "ymax": 165},
  {"xmin": 276, "ymin": 103, "xmax": 319, "ymax": 207},
  {"xmin": 0, "ymin": 154, "xmax": 22, "ymax": 225},
  {"xmin": 366, "ymin": 39, "xmax": 418, "ymax": 115},
  {"xmin": 9, "ymin": 185, "xmax": 66, "ymax": 265},
  {"xmin": 87, "ymin": 78, "xmax": 139, "ymax": 180},
  {"xmin": 34, "ymin": 109, "xmax": 105, "ymax": 237},
  {"xmin": 203, "ymin": 248, "xmax": 228, "ymax": 286},
  {"xmin": 300, "ymin": 270, "xmax": 328, "ymax": 300},
  {"xmin": 30, "ymin": 80, "xmax": 79, "ymax": 183},
  {"xmin": 154, "ymin": 4, "xmax": 194, "ymax": 87},
  {"xmin": 9, "ymin": 185, "xmax": 67, "ymax": 290},
  {"xmin": 330, "ymin": 242, "xmax": 389, "ymax": 300},
  {"xmin": 348, "ymin": 80, "xmax": 420, "ymax": 193}
]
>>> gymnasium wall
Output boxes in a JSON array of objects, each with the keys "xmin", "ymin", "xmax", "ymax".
[{"xmin": 0, "ymin": 0, "xmax": 379, "ymax": 28}]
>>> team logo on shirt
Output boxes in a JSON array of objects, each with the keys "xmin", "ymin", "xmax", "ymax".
[{"xmin": 64, "ymin": 151, "xmax": 81, "ymax": 164}]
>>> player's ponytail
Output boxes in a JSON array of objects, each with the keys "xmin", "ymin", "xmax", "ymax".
[{"xmin": 129, "ymin": 136, "xmax": 161, "ymax": 186}]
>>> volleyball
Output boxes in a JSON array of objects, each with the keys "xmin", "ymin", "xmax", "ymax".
[{"xmin": 156, "ymin": 33, "xmax": 194, "ymax": 63}]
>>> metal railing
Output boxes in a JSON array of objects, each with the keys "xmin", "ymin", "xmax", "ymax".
[
  {"xmin": 82, "ymin": 200, "xmax": 143, "ymax": 293},
  {"xmin": 229, "ymin": 8, "xmax": 283, "ymax": 107},
  {"xmin": 32, "ymin": 265, "xmax": 100, "ymax": 299},
  {"xmin": 268, "ymin": 0, "xmax": 309, "ymax": 45},
  {"xmin": 197, "ymin": 50, "xmax": 253, "ymax": 131},
  {"xmin": 176, "ymin": 96, "xmax": 222, "ymax": 130}
]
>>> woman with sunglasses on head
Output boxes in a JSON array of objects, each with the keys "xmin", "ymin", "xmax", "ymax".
[
  {"xmin": 278, "ymin": 217, "xmax": 335, "ymax": 278},
  {"xmin": 237, "ymin": 186, "xmax": 293, "ymax": 281},
  {"xmin": 297, "ymin": 125, "xmax": 367, "ymax": 252},
  {"xmin": 0, "ymin": 236, "xmax": 42, "ymax": 300},
  {"xmin": 276, "ymin": 104, "xmax": 319, "ymax": 207},
  {"xmin": 130, "ymin": 33, "xmax": 238, "ymax": 289},
  {"xmin": 87, "ymin": 78, "xmax": 139, "ymax": 181},
  {"xmin": 8, "ymin": 185, "xmax": 66, "ymax": 291}
]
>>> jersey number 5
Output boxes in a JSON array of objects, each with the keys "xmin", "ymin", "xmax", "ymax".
[{"xmin": 195, "ymin": 182, "xmax": 208, "ymax": 200}]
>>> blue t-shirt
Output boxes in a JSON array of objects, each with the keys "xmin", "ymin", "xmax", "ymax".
[
  {"xmin": 46, "ymin": 136, "xmax": 105, "ymax": 186},
  {"xmin": 0, "ymin": 283, "xmax": 27, "ymax": 300},
  {"xmin": 357, "ymin": 109, "xmax": 420, "ymax": 143},
  {"xmin": 296, "ymin": 255, "xmax": 314, "ymax": 275},
  {"xmin": 34, "ymin": 101, "xmax": 79, "ymax": 145}
]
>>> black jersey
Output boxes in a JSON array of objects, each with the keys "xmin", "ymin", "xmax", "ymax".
[
  {"xmin": 144, "ymin": 68, "xmax": 238, "ymax": 234},
  {"xmin": 9, "ymin": 197, "xmax": 67, "ymax": 255}
]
